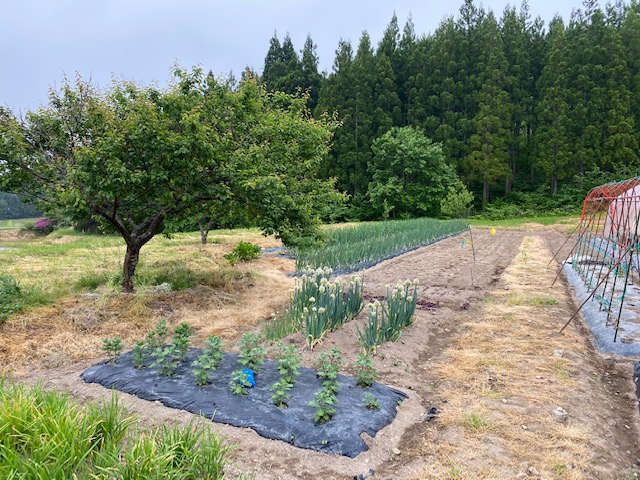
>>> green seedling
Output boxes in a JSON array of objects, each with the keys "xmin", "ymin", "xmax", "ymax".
[
  {"xmin": 362, "ymin": 392, "xmax": 380, "ymax": 410},
  {"xmin": 131, "ymin": 340, "xmax": 147, "ymax": 369},
  {"xmin": 192, "ymin": 355, "xmax": 215, "ymax": 386},
  {"xmin": 102, "ymin": 337, "xmax": 123, "ymax": 364},
  {"xmin": 275, "ymin": 343, "xmax": 301, "ymax": 385},
  {"xmin": 270, "ymin": 378, "xmax": 293, "ymax": 408},
  {"xmin": 309, "ymin": 388, "xmax": 337, "ymax": 424},
  {"xmin": 238, "ymin": 332, "xmax": 267, "ymax": 373},
  {"xmin": 151, "ymin": 345, "xmax": 180, "ymax": 376},
  {"xmin": 172, "ymin": 322, "xmax": 193, "ymax": 360},
  {"xmin": 354, "ymin": 352, "xmax": 379, "ymax": 388},
  {"xmin": 146, "ymin": 318, "xmax": 169, "ymax": 350},
  {"xmin": 229, "ymin": 370, "xmax": 251, "ymax": 395},
  {"xmin": 202, "ymin": 335, "xmax": 224, "ymax": 368}
]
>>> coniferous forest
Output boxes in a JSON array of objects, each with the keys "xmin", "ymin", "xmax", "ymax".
[{"xmin": 259, "ymin": 0, "xmax": 640, "ymax": 220}]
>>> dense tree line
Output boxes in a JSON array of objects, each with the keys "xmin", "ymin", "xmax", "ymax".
[
  {"xmin": 0, "ymin": 192, "xmax": 41, "ymax": 220},
  {"xmin": 261, "ymin": 0, "xmax": 640, "ymax": 219}
]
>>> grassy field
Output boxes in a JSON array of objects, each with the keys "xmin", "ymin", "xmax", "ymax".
[
  {"xmin": 0, "ymin": 218, "xmax": 39, "ymax": 230},
  {"xmin": 469, "ymin": 212, "xmax": 580, "ymax": 227}
]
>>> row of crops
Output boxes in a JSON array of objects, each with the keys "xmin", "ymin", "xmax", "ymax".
[{"xmin": 293, "ymin": 218, "xmax": 468, "ymax": 273}]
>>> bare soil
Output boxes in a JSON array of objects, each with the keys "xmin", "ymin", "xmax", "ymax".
[{"xmin": 5, "ymin": 226, "xmax": 640, "ymax": 479}]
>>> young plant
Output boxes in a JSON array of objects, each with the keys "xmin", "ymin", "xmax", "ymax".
[
  {"xmin": 146, "ymin": 318, "xmax": 169, "ymax": 350},
  {"xmin": 202, "ymin": 335, "xmax": 224, "ymax": 368},
  {"xmin": 151, "ymin": 345, "xmax": 180, "ymax": 376},
  {"xmin": 224, "ymin": 241, "xmax": 261, "ymax": 265},
  {"xmin": 102, "ymin": 337, "xmax": 123, "ymax": 364},
  {"xmin": 270, "ymin": 378, "xmax": 293, "ymax": 408},
  {"xmin": 237, "ymin": 332, "xmax": 267, "ymax": 374},
  {"xmin": 354, "ymin": 352, "xmax": 379, "ymax": 388},
  {"xmin": 229, "ymin": 370, "xmax": 251, "ymax": 395},
  {"xmin": 308, "ymin": 388, "xmax": 337, "ymax": 424},
  {"xmin": 192, "ymin": 355, "xmax": 216, "ymax": 387},
  {"xmin": 316, "ymin": 348, "xmax": 343, "ymax": 393},
  {"xmin": 131, "ymin": 340, "xmax": 147, "ymax": 369},
  {"xmin": 274, "ymin": 343, "xmax": 301, "ymax": 384},
  {"xmin": 362, "ymin": 392, "xmax": 380, "ymax": 410},
  {"xmin": 172, "ymin": 322, "xmax": 193, "ymax": 360}
]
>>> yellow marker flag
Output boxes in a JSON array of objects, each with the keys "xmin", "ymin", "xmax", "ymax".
[{"xmin": 490, "ymin": 228, "xmax": 496, "ymax": 235}]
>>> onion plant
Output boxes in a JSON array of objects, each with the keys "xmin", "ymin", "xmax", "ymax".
[
  {"xmin": 293, "ymin": 218, "xmax": 468, "ymax": 273},
  {"xmin": 358, "ymin": 279, "xmax": 419, "ymax": 352}
]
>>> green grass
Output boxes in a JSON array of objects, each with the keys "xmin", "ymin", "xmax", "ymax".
[
  {"xmin": 293, "ymin": 218, "xmax": 468, "ymax": 273},
  {"xmin": 469, "ymin": 213, "xmax": 580, "ymax": 228},
  {"xmin": 0, "ymin": 218, "xmax": 39, "ymax": 230},
  {"xmin": 0, "ymin": 378, "xmax": 233, "ymax": 479}
]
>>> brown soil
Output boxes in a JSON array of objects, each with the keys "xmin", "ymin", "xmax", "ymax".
[{"xmin": 5, "ymin": 226, "xmax": 640, "ymax": 479}]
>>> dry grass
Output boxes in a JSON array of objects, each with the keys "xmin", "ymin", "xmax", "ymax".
[
  {"xmin": 411, "ymin": 236, "xmax": 596, "ymax": 479},
  {"xmin": 0, "ymin": 229, "xmax": 294, "ymax": 375}
]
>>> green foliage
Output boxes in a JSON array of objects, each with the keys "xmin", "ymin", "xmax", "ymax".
[
  {"xmin": 303, "ymin": 273, "xmax": 363, "ymax": 349},
  {"xmin": 0, "ymin": 192, "xmax": 41, "ymax": 220},
  {"xmin": 316, "ymin": 348, "xmax": 343, "ymax": 394},
  {"xmin": 203, "ymin": 335, "xmax": 225, "ymax": 368},
  {"xmin": 0, "ymin": 67, "xmax": 341, "ymax": 292},
  {"xmin": 101, "ymin": 337, "xmax": 123, "ymax": 364},
  {"xmin": 440, "ymin": 181, "xmax": 475, "ymax": 219},
  {"xmin": 192, "ymin": 335, "xmax": 225, "ymax": 387},
  {"xmin": 146, "ymin": 318, "xmax": 170, "ymax": 350},
  {"xmin": 293, "ymin": 218, "xmax": 468, "ymax": 273},
  {"xmin": 270, "ymin": 378, "xmax": 293, "ymax": 408},
  {"xmin": 362, "ymin": 392, "xmax": 381, "ymax": 410},
  {"xmin": 150, "ymin": 345, "xmax": 181, "ymax": 377},
  {"xmin": 357, "ymin": 280, "xmax": 419, "ymax": 352},
  {"xmin": 0, "ymin": 380, "xmax": 232, "ymax": 478},
  {"xmin": 0, "ymin": 274, "xmax": 22, "ymax": 324},
  {"xmin": 224, "ymin": 241, "xmax": 262, "ymax": 265},
  {"xmin": 354, "ymin": 352, "xmax": 379, "ymax": 388},
  {"xmin": 237, "ymin": 333, "xmax": 267, "ymax": 373},
  {"xmin": 309, "ymin": 388, "xmax": 338, "ymax": 424},
  {"xmin": 274, "ymin": 343, "xmax": 302, "ymax": 384},
  {"xmin": 131, "ymin": 340, "xmax": 146, "ymax": 369},
  {"xmin": 368, "ymin": 127, "xmax": 461, "ymax": 218},
  {"xmin": 229, "ymin": 370, "xmax": 251, "ymax": 395},
  {"xmin": 172, "ymin": 322, "xmax": 193, "ymax": 360}
]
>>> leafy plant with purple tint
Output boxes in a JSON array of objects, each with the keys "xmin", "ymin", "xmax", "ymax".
[{"xmin": 34, "ymin": 217, "xmax": 53, "ymax": 233}]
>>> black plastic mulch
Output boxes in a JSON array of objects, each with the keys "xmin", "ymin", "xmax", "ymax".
[{"xmin": 81, "ymin": 350, "xmax": 407, "ymax": 458}]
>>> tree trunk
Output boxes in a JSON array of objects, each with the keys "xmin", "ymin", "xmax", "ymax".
[
  {"xmin": 199, "ymin": 221, "xmax": 208, "ymax": 245},
  {"xmin": 483, "ymin": 179, "xmax": 489, "ymax": 203},
  {"xmin": 122, "ymin": 243, "xmax": 141, "ymax": 293},
  {"xmin": 551, "ymin": 174, "xmax": 558, "ymax": 195}
]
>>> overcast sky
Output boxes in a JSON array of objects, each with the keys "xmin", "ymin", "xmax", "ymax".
[{"xmin": 2, "ymin": 0, "xmax": 580, "ymax": 113}]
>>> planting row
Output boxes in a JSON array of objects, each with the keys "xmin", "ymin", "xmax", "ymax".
[
  {"xmin": 292, "ymin": 217, "xmax": 468, "ymax": 273},
  {"xmin": 102, "ymin": 321, "xmax": 382, "ymax": 424},
  {"xmin": 262, "ymin": 267, "xmax": 420, "ymax": 353}
]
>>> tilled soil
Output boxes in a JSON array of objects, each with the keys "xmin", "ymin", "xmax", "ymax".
[{"xmin": 12, "ymin": 226, "xmax": 640, "ymax": 479}]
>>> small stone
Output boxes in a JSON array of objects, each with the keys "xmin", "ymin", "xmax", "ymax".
[
  {"xmin": 521, "ymin": 425, "xmax": 528, "ymax": 430},
  {"xmin": 528, "ymin": 466, "xmax": 539, "ymax": 475},
  {"xmin": 392, "ymin": 448, "xmax": 401, "ymax": 455},
  {"xmin": 554, "ymin": 349, "xmax": 564, "ymax": 357},
  {"xmin": 501, "ymin": 398, "xmax": 508, "ymax": 404},
  {"xmin": 552, "ymin": 407, "xmax": 569, "ymax": 423}
]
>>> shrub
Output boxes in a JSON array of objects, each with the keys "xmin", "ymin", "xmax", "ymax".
[
  {"xmin": 34, "ymin": 217, "xmax": 53, "ymax": 234},
  {"xmin": 224, "ymin": 241, "xmax": 261, "ymax": 265},
  {"xmin": 0, "ymin": 274, "xmax": 22, "ymax": 324}
]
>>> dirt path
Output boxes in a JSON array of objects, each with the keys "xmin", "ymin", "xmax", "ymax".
[{"xmin": 12, "ymin": 226, "xmax": 640, "ymax": 479}]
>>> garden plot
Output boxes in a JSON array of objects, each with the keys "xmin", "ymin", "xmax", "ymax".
[
  {"xmin": 8, "ymin": 227, "xmax": 640, "ymax": 479},
  {"xmin": 81, "ymin": 350, "xmax": 407, "ymax": 457}
]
